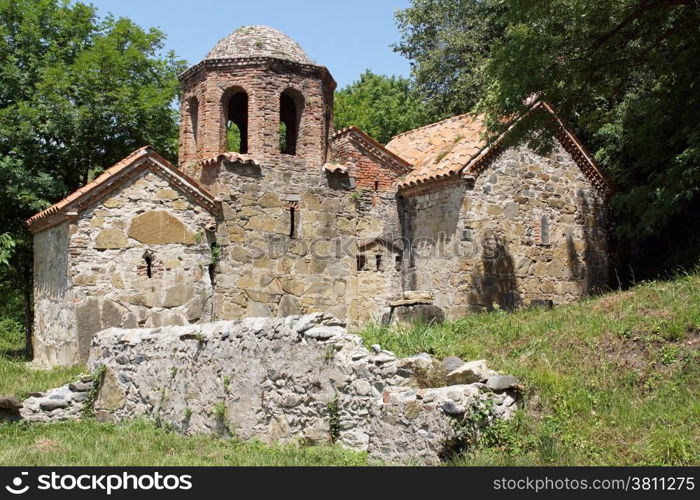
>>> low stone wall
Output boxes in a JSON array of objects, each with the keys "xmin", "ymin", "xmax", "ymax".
[{"xmin": 85, "ymin": 313, "xmax": 519, "ymax": 464}]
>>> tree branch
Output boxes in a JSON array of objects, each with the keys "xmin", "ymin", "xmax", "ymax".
[{"xmin": 588, "ymin": 0, "xmax": 696, "ymax": 55}]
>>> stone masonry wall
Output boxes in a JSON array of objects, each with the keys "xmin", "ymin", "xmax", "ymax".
[
  {"xmin": 198, "ymin": 155, "xmax": 402, "ymax": 326},
  {"xmin": 63, "ymin": 169, "xmax": 217, "ymax": 365},
  {"xmin": 403, "ymin": 141, "xmax": 608, "ymax": 318},
  {"xmin": 331, "ymin": 133, "xmax": 406, "ymax": 322},
  {"xmin": 32, "ymin": 222, "xmax": 75, "ymax": 366},
  {"xmin": 86, "ymin": 313, "xmax": 519, "ymax": 464}
]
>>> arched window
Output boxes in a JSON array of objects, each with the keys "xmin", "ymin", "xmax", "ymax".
[
  {"xmin": 188, "ymin": 97, "xmax": 199, "ymax": 147},
  {"xmin": 223, "ymin": 88, "xmax": 248, "ymax": 154},
  {"xmin": 279, "ymin": 88, "xmax": 304, "ymax": 155}
]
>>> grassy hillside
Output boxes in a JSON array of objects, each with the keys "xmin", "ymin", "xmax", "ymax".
[
  {"xmin": 361, "ymin": 272, "xmax": 700, "ymax": 466},
  {"xmin": 0, "ymin": 272, "xmax": 698, "ymax": 465}
]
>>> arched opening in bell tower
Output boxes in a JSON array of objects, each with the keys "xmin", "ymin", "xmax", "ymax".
[
  {"xmin": 279, "ymin": 88, "xmax": 304, "ymax": 155},
  {"xmin": 223, "ymin": 88, "xmax": 249, "ymax": 154}
]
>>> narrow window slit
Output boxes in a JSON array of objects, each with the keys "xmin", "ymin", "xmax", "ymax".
[
  {"xmin": 289, "ymin": 207, "xmax": 296, "ymax": 238},
  {"xmin": 356, "ymin": 255, "xmax": 366, "ymax": 271},
  {"xmin": 144, "ymin": 255, "xmax": 153, "ymax": 278},
  {"xmin": 375, "ymin": 254, "xmax": 382, "ymax": 271}
]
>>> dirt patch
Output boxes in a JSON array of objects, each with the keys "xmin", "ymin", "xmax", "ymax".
[
  {"xmin": 32, "ymin": 438, "xmax": 58, "ymax": 453},
  {"xmin": 601, "ymin": 327, "xmax": 699, "ymax": 387}
]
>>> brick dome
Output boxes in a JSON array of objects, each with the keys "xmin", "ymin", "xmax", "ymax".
[{"xmin": 205, "ymin": 25, "xmax": 313, "ymax": 64}]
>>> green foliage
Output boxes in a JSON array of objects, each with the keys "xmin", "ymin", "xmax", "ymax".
[
  {"xmin": 482, "ymin": 0, "xmax": 700, "ymax": 246},
  {"xmin": 358, "ymin": 271, "xmax": 700, "ymax": 465},
  {"xmin": 334, "ymin": 70, "xmax": 432, "ymax": 144},
  {"xmin": 394, "ymin": 0, "xmax": 700, "ymax": 277},
  {"xmin": 0, "ymin": 0, "xmax": 186, "ymax": 328},
  {"xmin": 0, "ymin": 233, "xmax": 15, "ymax": 267},
  {"xmin": 278, "ymin": 121, "xmax": 287, "ymax": 153},
  {"xmin": 394, "ymin": 0, "xmax": 504, "ymax": 119},
  {"xmin": 213, "ymin": 402, "xmax": 226, "ymax": 421},
  {"xmin": 226, "ymin": 122, "xmax": 241, "ymax": 152},
  {"xmin": 81, "ymin": 365, "xmax": 106, "ymax": 418},
  {"xmin": 326, "ymin": 396, "xmax": 341, "ymax": 443},
  {"xmin": 210, "ymin": 242, "xmax": 222, "ymax": 263}
]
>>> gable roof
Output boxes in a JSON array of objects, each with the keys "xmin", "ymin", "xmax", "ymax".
[
  {"xmin": 385, "ymin": 114, "xmax": 487, "ymax": 188},
  {"xmin": 25, "ymin": 146, "xmax": 221, "ymax": 233},
  {"xmin": 332, "ymin": 126, "xmax": 412, "ymax": 174},
  {"xmin": 386, "ymin": 100, "xmax": 610, "ymax": 195}
]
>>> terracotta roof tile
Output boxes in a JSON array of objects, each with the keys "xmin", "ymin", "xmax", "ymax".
[
  {"xmin": 25, "ymin": 146, "xmax": 220, "ymax": 232},
  {"xmin": 386, "ymin": 101, "xmax": 610, "ymax": 194},
  {"xmin": 323, "ymin": 162, "xmax": 349, "ymax": 174},
  {"xmin": 385, "ymin": 114, "xmax": 488, "ymax": 187}
]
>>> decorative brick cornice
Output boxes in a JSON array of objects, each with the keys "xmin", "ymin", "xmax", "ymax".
[{"xmin": 179, "ymin": 57, "xmax": 336, "ymax": 91}]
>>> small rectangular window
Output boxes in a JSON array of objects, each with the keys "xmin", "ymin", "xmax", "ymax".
[
  {"xmin": 539, "ymin": 216, "xmax": 550, "ymax": 245},
  {"xmin": 395, "ymin": 254, "xmax": 403, "ymax": 271},
  {"xmin": 356, "ymin": 255, "xmax": 366, "ymax": 271},
  {"xmin": 375, "ymin": 254, "xmax": 382, "ymax": 271}
]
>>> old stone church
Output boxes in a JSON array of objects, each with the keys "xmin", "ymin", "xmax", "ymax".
[{"xmin": 26, "ymin": 26, "xmax": 610, "ymax": 366}]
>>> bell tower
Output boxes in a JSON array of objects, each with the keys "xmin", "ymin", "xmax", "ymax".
[{"xmin": 178, "ymin": 25, "xmax": 336, "ymax": 171}]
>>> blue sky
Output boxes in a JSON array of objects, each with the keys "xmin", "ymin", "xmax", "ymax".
[{"xmin": 86, "ymin": 0, "xmax": 413, "ymax": 88}]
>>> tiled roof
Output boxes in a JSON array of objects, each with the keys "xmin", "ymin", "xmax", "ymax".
[
  {"xmin": 385, "ymin": 114, "xmax": 487, "ymax": 188},
  {"xmin": 205, "ymin": 25, "xmax": 312, "ymax": 65},
  {"xmin": 25, "ymin": 146, "xmax": 221, "ymax": 233},
  {"xmin": 386, "ymin": 101, "xmax": 610, "ymax": 194}
]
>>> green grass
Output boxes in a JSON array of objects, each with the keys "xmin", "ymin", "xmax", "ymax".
[
  {"xmin": 0, "ymin": 319, "xmax": 83, "ymax": 399},
  {"xmin": 0, "ymin": 420, "xmax": 370, "ymax": 466},
  {"xmin": 359, "ymin": 271, "xmax": 700, "ymax": 466},
  {"xmin": 1, "ymin": 272, "xmax": 698, "ymax": 466}
]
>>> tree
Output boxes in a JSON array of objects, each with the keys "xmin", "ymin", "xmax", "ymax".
[
  {"xmin": 334, "ymin": 70, "xmax": 431, "ymax": 144},
  {"xmin": 482, "ymin": 0, "xmax": 700, "ymax": 278},
  {"xmin": 394, "ymin": 0, "xmax": 505, "ymax": 119},
  {"xmin": 0, "ymin": 0, "xmax": 186, "ymax": 354},
  {"xmin": 395, "ymin": 0, "xmax": 700, "ymax": 279}
]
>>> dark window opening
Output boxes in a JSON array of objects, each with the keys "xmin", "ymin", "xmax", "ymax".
[
  {"xmin": 209, "ymin": 241, "xmax": 219, "ymax": 286},
  {"xmin": 189, "ymin": 97, "xmax": 199, "ymax": 146},
  {"xmin": 356, "ymin": 254, "xmax": 366, "ymax": 271},
  {"xmin": 225, "ymin": 90, "xmax": 248, "ymax": 153},
  {"xmin": 374, "ymin": 181, "xmax": 379, "ymax": 191},
  {"xmin": 540, "ymin": 216, "xmax": 550, "ymax": 245},
  {"xmin": 208, "ymin": 263, "xmax": 216, "ymax": 286},
  {"xmin": 144, "ymin": 255, "xmax": 153, "ymax": 279},
  {"xmin": 280, "ymin": 89, "xmax": 304, "ymax": 155},
  {"xmin": 289, "ymin": 207, "xmax": 296, "ymax": 238},
  {"xmin": 395, "ymin": 254, "xmax": 402, "ymax": 271},
  {"xmin": 375, "ymin": 254, "xmax": 382, "ymax": 271}
]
